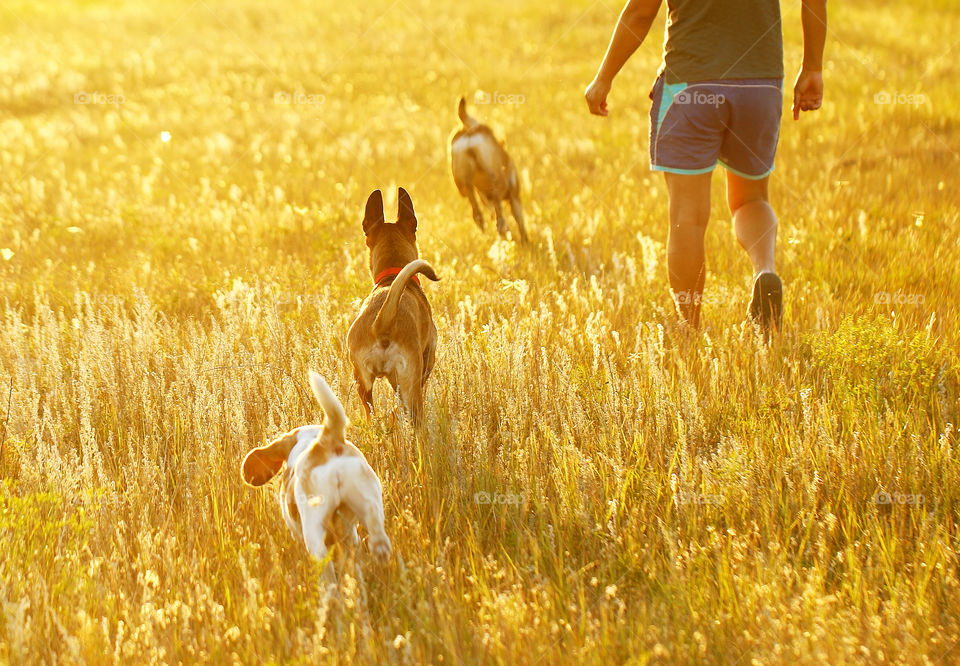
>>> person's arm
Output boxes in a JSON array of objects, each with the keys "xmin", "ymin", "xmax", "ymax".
[
  {"xmin": 792, "ymin": 0, "xmax": 827, "ymax": 120},
  {"xmin": 585, "ymin": 0, "xmax": 663, "ymax": 116}
]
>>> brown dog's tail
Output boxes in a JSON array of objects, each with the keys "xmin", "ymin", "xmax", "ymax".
[
  {"xmin": 458, "ymin": 96, "xmax": 478, "ymax": 129},
  {"xmin": 373, "ymin": 259, "xmax": 439, "ymax": 337}
]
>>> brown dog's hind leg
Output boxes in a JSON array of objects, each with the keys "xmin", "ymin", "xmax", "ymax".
[
  {"xmin": 466, "ymin": 188, "xmax": 485, "ymax": 231},
  {"xmin": 492, "ymin": 200, "xmax": 508, "ymax": 238},
  {"xmin": 399, "ymin": 367, "xmax": 424, "ymax": 427},
  {"xmin": 509, "ymin": 194, "xmax": 528, "ymax": 243},
  {"xmin": 355, "ymin": 372, "xmax": 374, "ymax": 419},
  {"xmin": 421, "ymin": 338, "xmax": 436, "ymax": 388},
  {"xmin": 455, "ymin": 159, "xmax": 485, "ymax": 230}
]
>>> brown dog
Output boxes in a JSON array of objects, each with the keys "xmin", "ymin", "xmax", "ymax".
[
  {"xmin": 449, "ymin": 97, "xmax": 528, "ymax": 242},
  {"xmin": 347, "ymin": 188, "xmax": 439, "ymax": 424}
]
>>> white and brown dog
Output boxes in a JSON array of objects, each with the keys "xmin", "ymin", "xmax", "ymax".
[
  {"xmin": 241, "ymin": 372, "xmax": 390, "ymax": 583},
  {"xmin": 450, "ymin": 96, "xmax": 528, "ymax": 242}
]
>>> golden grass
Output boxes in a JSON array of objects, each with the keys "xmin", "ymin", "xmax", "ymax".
[{"xmin": 1, "ymin": 0, "xmax": 958, "ymax": 663}]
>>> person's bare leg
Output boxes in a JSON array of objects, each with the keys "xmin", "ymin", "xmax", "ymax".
[
  {"xmin": 726, "ymin": 173, "xmax": 776, "ymax": 275},
  {"xmin": 727, "ymin": 172, "xmax": 782, "ymax": 335},
  {"xmin": 664, "ymin": 172, "xmax": 712, "ymax": 327}
]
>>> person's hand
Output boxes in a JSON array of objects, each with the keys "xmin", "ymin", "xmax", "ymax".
[
  {"xmin": 792, "ymin": 69, "xmax": 823, "ymax": 120},
  {"xmin": 585, "ymin": 77, "xmax": 612, "ymax": 116}
]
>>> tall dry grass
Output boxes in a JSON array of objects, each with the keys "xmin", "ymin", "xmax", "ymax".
[{"xmin": 1, "ymin": 0, "xmax": 959, "ymax": 663}]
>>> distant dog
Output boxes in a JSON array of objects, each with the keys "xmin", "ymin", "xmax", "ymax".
[
  {"xmin": 450, "ymin": 97, "xmax": 528, "ymax": 242},
  {"xmin": 241, "ymin": 372, "xmax": 390, "ymax": 585},
  {"xmin": 348, "ymin": 188, "xmax": 439, "ymax": 424}
]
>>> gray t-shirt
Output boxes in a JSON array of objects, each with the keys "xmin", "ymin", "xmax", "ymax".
[{"xmin": 657, "ymin": 0, "xmax": 784, "ymax": 83}]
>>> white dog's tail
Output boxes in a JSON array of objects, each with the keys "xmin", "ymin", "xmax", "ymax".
[
  {"xmin": 372, "ymin": 259, "xmax": 439, "ymax": 337},
  {"xmin": 309, "ymin": 371, "xmax": 347, "ymax": 440},
  {"xmin": 458, "ymin": 96, "xmax": 478, "ymax": 129}
]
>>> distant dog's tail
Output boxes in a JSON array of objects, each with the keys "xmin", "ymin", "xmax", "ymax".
[
  {"xmin": 309, "ymin": 371, "xmax": 348, "ymax": 441},
  {"xmin": 373, "ymin": 259, "xmax": 439, "ymax": 337},
  {"xmin": 458, "ymin": 96, "xmax": 478, "ymax": 129}
]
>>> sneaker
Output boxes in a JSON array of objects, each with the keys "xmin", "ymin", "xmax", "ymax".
[{"xmin": 748, "ymin": 272, "xmax": 782, "ymax": 338}]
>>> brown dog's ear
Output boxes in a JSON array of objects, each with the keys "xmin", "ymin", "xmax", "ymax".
[
  {"xmin": 241, "ymin": 431, "xmax": 298, "ymax": 486},
  {"xmin": 397, "ymin": 187, "xmax": 416, "ymax": 234},
  {"xmin": 363, "ymin": 189, "xmax": 385, "ymax": 236}
]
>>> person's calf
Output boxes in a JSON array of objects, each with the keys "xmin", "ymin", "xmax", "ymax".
[
  {"xmin": 667, "ymin": 224, "xmax": 706, "ymax": 327},
  {"xmin": 733, "ymin": 200, "xmax": 777, "ymax": 276},
  {"xmin": 664, "ymin": 172, "xmax": 711, "ymax": 327}
]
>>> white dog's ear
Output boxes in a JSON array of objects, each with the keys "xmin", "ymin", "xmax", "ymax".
[{"xmin": 241, "ymin": 431, "xmax": 298, "ymax": 486}]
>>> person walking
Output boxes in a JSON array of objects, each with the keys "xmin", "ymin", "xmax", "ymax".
[{"xmin": 585, "ymin": 0, "xmax": 826, "ymax": 335}]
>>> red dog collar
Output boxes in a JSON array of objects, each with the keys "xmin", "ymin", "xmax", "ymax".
[{"xmin": 374, "ymin": 267, "xmax": 420, "ymax": 287}]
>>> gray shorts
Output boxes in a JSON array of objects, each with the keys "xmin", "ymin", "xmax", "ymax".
[{"xmin": 649, "ymin": 76, "xmax": 783, "ymax": 179}]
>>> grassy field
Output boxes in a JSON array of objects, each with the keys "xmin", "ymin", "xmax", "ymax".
[{"xmin": 1, "ymin": 0, "xmax": 959, "ymax": 663}]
